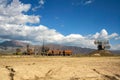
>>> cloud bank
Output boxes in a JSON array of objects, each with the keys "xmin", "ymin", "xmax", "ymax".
[
  {"xmin": 92, "ymin": 29, "xmax": 118, "ymax": 40},
  {"xmin": 0, "ymin": 0, "xmax": 120, "ymax": 50}
]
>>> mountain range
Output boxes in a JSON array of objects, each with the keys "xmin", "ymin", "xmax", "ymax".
[
  {"xmin": 0, "ymin": 40, "xmax": 120, "ymax": 54},
  {"xmin": 0, "ymin": 40, "xmax": 28, "ymax": 47}
]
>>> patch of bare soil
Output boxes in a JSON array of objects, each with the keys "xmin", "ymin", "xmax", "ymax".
[{"xmin": 0, "ymin": 56, "xmax": 120, "ymax": 80}]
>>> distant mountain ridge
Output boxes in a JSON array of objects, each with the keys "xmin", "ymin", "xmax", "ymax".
[{"xmin": 0, "ymin": 40, "xmax": 28, "ymax": 47}]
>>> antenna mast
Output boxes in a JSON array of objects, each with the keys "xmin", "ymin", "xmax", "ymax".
[
  {"xmin": 94, "ymin": 39, "xmax": 110, "ymax": 50},
  {"xmin": 41, "ymin": 38, "xmax": 45, "ymax": 55}
]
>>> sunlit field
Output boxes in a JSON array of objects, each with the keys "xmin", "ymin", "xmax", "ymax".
[{"xmin": 0, "ymin": 56, "xmax": 120, "ymax": 80}]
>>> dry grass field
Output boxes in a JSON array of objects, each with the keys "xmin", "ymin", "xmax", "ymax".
[{"xmin": 0, "ymin": 56, "xmax": 120, "ymax": 80}]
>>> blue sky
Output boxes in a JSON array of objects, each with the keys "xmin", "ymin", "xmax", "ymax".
[
  {"xmin": 0, "ymin": 0, "xmax": 120, "ymax": 50},
  {"xmin": 21, "ymin": 0, "xmax": 120, "ymax": 35}
]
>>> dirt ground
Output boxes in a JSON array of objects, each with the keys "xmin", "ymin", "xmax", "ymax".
[{"xmin": 0, "ymin": 56, "xmax": 120, "ymax": 80}]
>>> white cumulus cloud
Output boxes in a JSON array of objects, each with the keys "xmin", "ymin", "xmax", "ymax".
[
  {"xmin": 82, "ymin": 0, "xmax": 94, "ymax": 5},
  {"xmin": 39, "ymin": 0, "xmax": 45, "ymax": 5},
  {"xmin": 0, "ymin": 0, "xmax": 40, "ymax": 25},
  {"xmin": 92, "ymin": 29, "xmax": 118, "ymax": 40},
  {"xmin": 0, "ymin": 24, "xmax": 64, "ymax": 44},
  {"xmin": 32, "ymin": 0, "xmax": 45, "ymax": 11}
]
